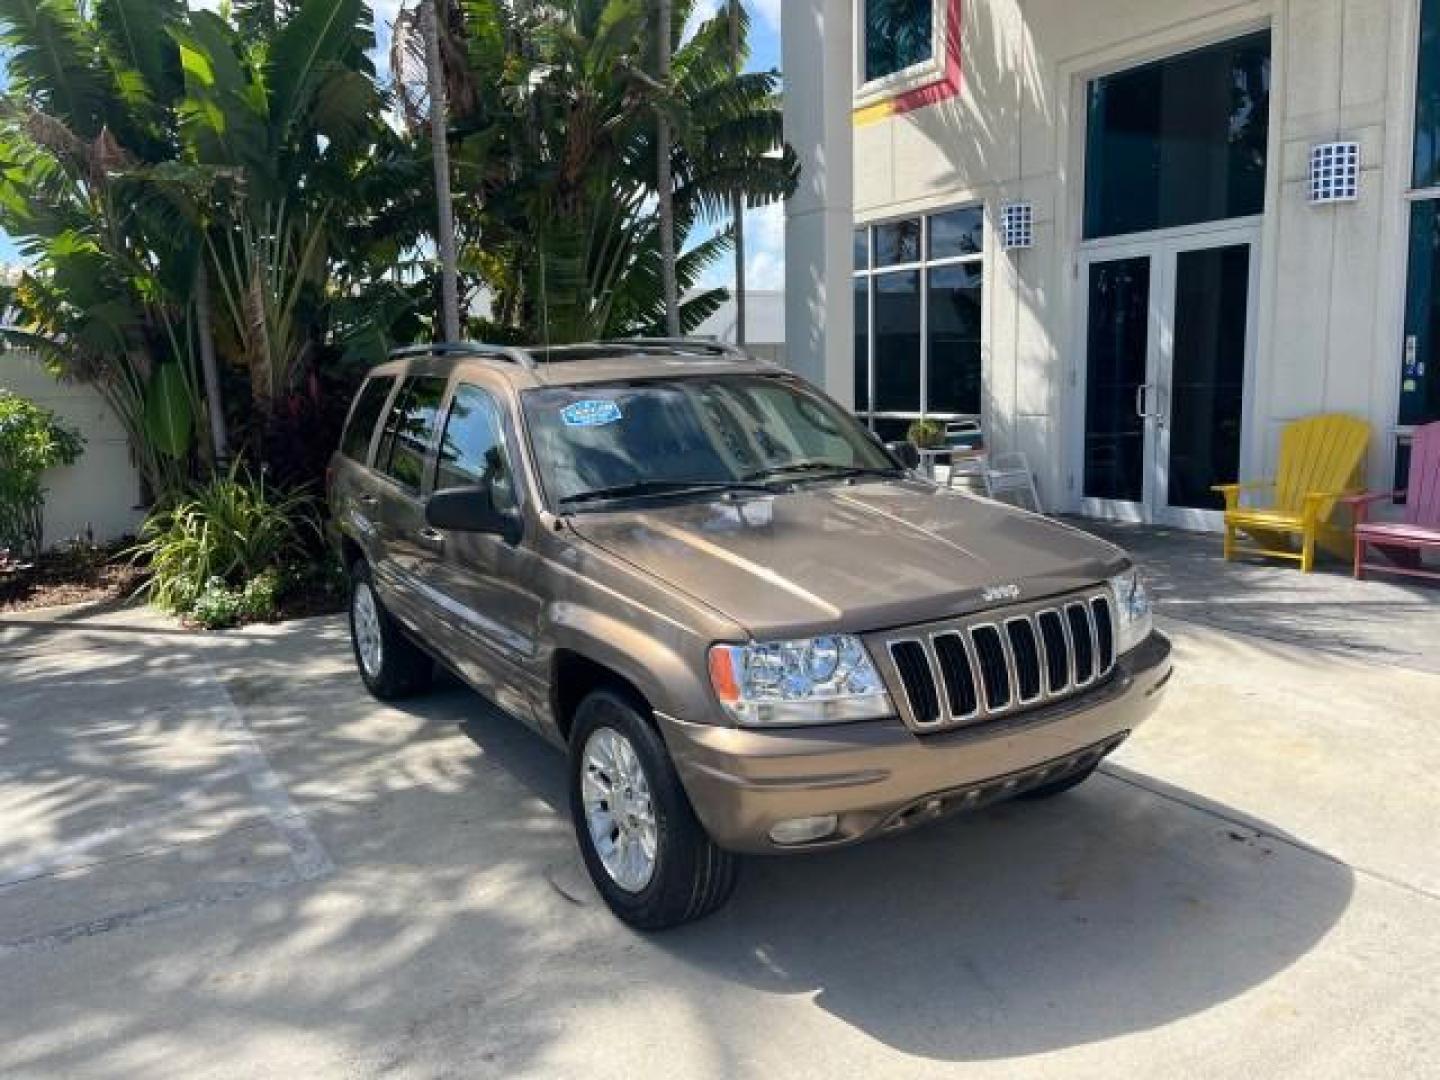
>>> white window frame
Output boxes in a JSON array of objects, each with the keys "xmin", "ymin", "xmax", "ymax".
[
  {"xmin": 853, "ymin": 206, "xmax": 985, "ymax": 433},
  {"xmin": 853, "ymin": 0, "xmax": 947, "ymax": 107}
]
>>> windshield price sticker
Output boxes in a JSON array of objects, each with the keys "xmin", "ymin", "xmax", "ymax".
[{"xmin": 562, "ymin": 400, "xmax": 624, "ymax": 428}]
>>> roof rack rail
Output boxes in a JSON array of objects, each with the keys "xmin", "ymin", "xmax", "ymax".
[
  {"xmin": 388, "ymin": 341, "xmax": 536, "ymax": 370},
  {"xmin": 595, "ymin": 337, "xmax": 749, "ymax": 361}
]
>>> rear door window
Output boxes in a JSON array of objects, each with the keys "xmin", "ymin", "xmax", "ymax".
[
  {"xmin": 376, "ymin": 376, "xmax": 448, "ymax": 492},
  {"xmin": 434, "ymin": 384, "xmax": 518, "ymax": 510},
  {"xmin": 339, "ymin": 376, "xmax": 396, "ymax": 464}
]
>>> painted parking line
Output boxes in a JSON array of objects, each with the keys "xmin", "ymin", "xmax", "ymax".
[{"xmin": 0, "ymin": 661, "xmax": 334, "ymax": 960}]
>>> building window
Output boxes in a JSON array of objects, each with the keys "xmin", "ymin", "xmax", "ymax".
[
  {"xmin": 853, "ymin": 206, "xmax": 983, "ymax": 439},
  {"xmin": 861, "ymin": 0, "xmax": 935, "ymax": 85},
  {"xmin": 1403, "ymin": 0, "xmax": 1440, "ymax": 430},
  {"xmin": 1083, "ymin": 31, "xmax": 1272, "ymax": 240}
]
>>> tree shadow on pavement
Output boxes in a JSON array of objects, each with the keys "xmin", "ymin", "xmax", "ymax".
[
  {"xmin": 1065, "ymin": 517, "xmax": 1440, "ymax": 674},
  {"xmin": 0, "ymin": 613, "xmax": 1356, "ymax": 1074},
  {"xmin": 650, "ymin": 762, "xmax": 1353, "ymax": 1062}
]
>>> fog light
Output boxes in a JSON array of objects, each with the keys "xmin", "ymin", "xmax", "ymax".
[{"xmin": 768, "ymin": 815, "xmax": 839, "ymax": 846}]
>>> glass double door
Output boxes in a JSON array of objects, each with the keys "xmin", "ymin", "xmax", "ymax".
[{"xmin": 1079, "ymin": 229, "xmax": 1258, "ymax": 530}]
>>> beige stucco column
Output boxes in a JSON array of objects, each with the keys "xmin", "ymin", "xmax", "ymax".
[{"xmin": 782, "ymin": 0, "xmax": 854, "ymax": 405}]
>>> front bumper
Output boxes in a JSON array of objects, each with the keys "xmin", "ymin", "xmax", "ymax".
[{"xmin": 657, "ymin": 631, "xmax": 1172, "ymax": 853}]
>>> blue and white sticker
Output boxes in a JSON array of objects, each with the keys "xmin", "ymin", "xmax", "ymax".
[{"xmin": 561, "ymin": 399, "xmax": 623, "ymax": 428}]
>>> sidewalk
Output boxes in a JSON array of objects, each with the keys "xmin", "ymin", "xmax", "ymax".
[{"xmin": 1069, "ymin": 517, "xmax": 1440, "ymax": 674}]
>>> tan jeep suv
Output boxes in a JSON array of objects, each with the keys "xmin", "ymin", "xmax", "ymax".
[{"xmin": 329, "ymin": 340, "xmax": 1172, "ymax": 929}]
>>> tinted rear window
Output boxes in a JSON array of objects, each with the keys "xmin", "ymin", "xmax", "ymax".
[
  {"xmin": 340, "ymin": 376, "xmax": 396, "ymax": 463},
  {"xmin": 376, "ymin": 376, "xmax": 448, "ymax": 491}
]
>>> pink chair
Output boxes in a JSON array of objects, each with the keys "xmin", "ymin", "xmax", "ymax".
[{"xmin": 1343, "ymin": 421, "xmax": 1440, "ymax": 583}]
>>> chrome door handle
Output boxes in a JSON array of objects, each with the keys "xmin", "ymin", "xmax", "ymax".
[
  {"xmin": 357, "ymin": 494, "xmax": 379, "ymax": 508},
  {"xmin": 1135, "ymin": 383, "xmax": 1163, "ymax": 419},
  {"xmin": 417, "ymin": 527, "xmax": 445, "ymax": 551}
]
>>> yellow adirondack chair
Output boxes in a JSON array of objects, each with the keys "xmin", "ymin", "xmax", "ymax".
[{"xmin": 1212, "ymin": 414, "xmax": 1371, "ymax": 572}]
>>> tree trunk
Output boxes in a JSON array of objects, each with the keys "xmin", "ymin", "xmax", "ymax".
[
  {"xmin": 730, "ymin": 0, "xmax": 745, "ymax": 347},
  {"xmin": 656, "ymin": 0, "xmax": 680, "ymax": 336},
  {"xmin": 194, "ymin": 261, "xmax": 228, "ymax": 467},
  {"xmin": 422, "ymin": 0, "xmax": 462, "ymax": 341},
  {"xmin": 246, "ymin": 251, "xmax": 274, "ymax": 423}
]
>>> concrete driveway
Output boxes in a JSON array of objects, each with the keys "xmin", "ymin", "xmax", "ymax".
[{"xmin": 1, "ymin": 601, "xmax": 1437, "ymax": 1078}]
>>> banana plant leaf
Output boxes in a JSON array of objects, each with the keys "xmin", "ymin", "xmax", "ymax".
[{"xmin": 143, "ymin": 361, "xmax": 193, "ymax": 458}]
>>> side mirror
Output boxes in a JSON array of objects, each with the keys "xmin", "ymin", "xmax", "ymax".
[
  {"xmin": 425, "ymin": 486, "xmax": 522, "ymax": 544},
  {"xmin": 886, "ymin": 440, "xmax": 921, "ymax": 470}
]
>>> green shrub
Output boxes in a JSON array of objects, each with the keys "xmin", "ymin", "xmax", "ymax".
[
  {"xmin": 906, "ymin": 418, "xmax": 945, "ymax": 449},
  {"xmin": 0, "ymin": 391, "xmax": 84, "ymax": 557},
  {"xmin": 190, "ymin": 577, "xmax": 244, "ymax": 630},
  {"xmin": 130, "ymin": 464, "xmax": 319, "ymax": 614},
  {"xmin": 239, "ymin": 568, "xmax": 283, "ymax": 622}
]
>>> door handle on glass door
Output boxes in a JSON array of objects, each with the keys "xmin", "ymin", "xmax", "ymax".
[{"xmin": 1135, "ymin": 383, "xmax": 1163, "ymax": 420}]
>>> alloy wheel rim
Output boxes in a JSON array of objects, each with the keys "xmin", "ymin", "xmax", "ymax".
[
  {"xmin": 353, "ymin": 581, "xmax": 383, "ymax": 678},
  {"xmin": 581, "ymin": 726, "xmax": 658, "ymax": 893}
]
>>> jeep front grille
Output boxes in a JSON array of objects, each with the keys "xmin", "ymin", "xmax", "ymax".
[{"xmin": 879, "ymin": 591, "xmax": 1117, "ymax": 734}]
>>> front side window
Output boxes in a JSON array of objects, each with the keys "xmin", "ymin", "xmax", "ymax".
[
  {"xmin": 340, "ymin": 375, "xmax": 395, "ymax": 463},
  {"xmin": 863, "ymin": 0, "xmax": 934, "ymax": 83},
  {"xmin": 522, "ymin": 376, "xmax": 896, "ymax": 509},
  {"xmin": 853, "ymin": 206, "xmax": 984, "ymax": 439},
  {"xmin": 1084, "ymin": 31, "xmax": 1271, "ymax": 239},
  {"xmin": 376, "ymin": 376, "xmax": 447, "ymax": 492},
  {"xmin": 434, "ymin": 384, "xmax": 517, "ymax": 511}
]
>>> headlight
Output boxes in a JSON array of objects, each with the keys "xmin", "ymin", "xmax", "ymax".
[
  {"xmin": 1107, "ymin": 568, "xmax": 1153, "ymax": 655},
  {"xmin": 708, "ymin": 635, "xmax": 893, "ymax": 726}
]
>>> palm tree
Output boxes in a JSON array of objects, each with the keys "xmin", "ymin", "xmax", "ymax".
[
  {"xmin": 0, "ymin": 0, "xmax": 211, "ymax": 492},
  {"xmin": 729, "ymin": 0, "xmax": 745, "ymax": 347},
  {"xmin": 407, "ymin": 0, "xmax": 796, "ymax": 343},
  {"xmin": 0, "ymin": 0, "xmax": 420, "ymax": 492},
  {"xmin": 655, "ymin": 0, "xmax": 679, "ymax": 336}
]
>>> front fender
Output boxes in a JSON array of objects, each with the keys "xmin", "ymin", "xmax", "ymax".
[{"xmin": 543, "ymin": 601, "xmax": 721, "ymax": 729}]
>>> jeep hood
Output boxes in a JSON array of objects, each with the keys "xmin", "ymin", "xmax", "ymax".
[{"xmin": 567, "ymin": 479, "xmax": 1127, "ymax": 638}]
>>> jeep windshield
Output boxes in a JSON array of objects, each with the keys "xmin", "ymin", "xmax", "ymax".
[{"xmin": 522, "ymin": 375, "xmax": 902, "ymax": 510}]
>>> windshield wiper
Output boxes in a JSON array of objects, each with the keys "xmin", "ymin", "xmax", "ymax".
[
  {"xmin": 558, "ymin": 478, "xmax": 773, "ymax": 509},
  {"xmin": 742, "ymin": 461, "xmax": 904, "ymax": 484}
]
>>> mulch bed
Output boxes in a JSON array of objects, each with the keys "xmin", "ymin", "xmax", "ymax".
[
  {"xmin": 0, "ymin": 543, "xmax": 146, "ymax": 614},
  {"xmin": 275, "ymin": 581, "xmax": 347, "ymax": 621},
  {"xmin": 1, "ymin": 542, "xmax": 345, "ymax": 623}
]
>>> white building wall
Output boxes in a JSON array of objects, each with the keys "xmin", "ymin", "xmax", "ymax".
[
  {"xmin": 693, "ymin": 290, "xmax": 789, "ymax": 365},
  {"xmin": 1, "ymin": 350, "xmax": 143, "ymax": 548},
  {"xmin": 796, "ymin": 0, "xmax": 1418, "ymax": 505}
]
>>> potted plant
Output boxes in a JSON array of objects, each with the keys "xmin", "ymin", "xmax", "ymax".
[{"xmin": 906, "ymin": 418, "xmax": 945, "ymax": 449}]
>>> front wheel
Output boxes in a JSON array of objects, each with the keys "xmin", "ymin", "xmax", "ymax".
[{"xmin": 568, "ymin": 689, "xmax": 737, "ymax": 930}]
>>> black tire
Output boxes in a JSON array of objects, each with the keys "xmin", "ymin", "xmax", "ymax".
[
  {"xmin": 568, "ymin": 689, "xmax": 737, "ymax": 930},
  {"xmin": 1019, "ymin": 762, "xmax": 1098, "ymax": 800},
  {"xmin": 348, "ymin": 560, "xmax": 433, "ymax": 701}
]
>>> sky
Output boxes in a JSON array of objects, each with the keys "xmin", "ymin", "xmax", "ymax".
[
  {"xmin": 0, "ymin": 0, "xmax": 785, "ymax": 289},
  {"xmin": 685, "ymin": 0, "xmax": 784, "ymax": 292}
]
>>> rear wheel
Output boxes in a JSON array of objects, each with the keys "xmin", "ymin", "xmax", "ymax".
[
  {"xmin": 1019, "ymin": 762, "xmax": 1098, "ymax": 800},
  {"xmin": 569, "ymin": 689, "xmax": 737, "ymax": 930},
  {"xmin": 348, "ymin": 560, "xmax": 433, "ymax": 701}
]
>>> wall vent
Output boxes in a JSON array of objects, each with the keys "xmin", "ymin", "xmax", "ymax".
[
  {"xmin": 1309, "ymin": 142, "xmax": 1360, "ymax": 204},
  {"xmin": 1000, "ymin": 202, "xmax": 1035, "ymax": 249}
]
